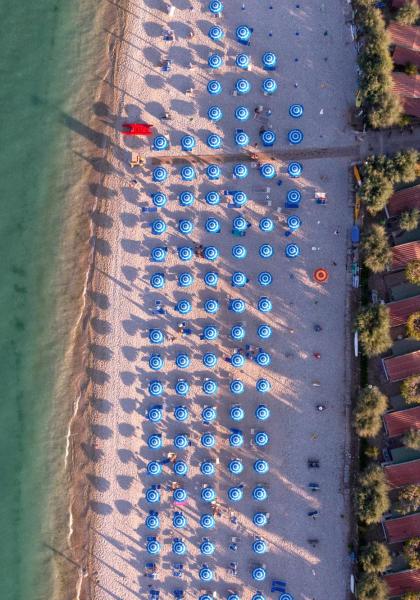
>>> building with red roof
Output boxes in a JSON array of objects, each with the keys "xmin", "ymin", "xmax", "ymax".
[
  {"xmin": 392, "ymin": 0, "xmax": 420, "ymax": 7},
  {"xmin": 392, "ymin": 73, "xmax": 420, "ymax": 119},
  {"xmin": 393, "ymin": 45, "xmax": 420, "ymax": 69},
  {"xmin": 383, "ymin": 406, "xmax": 420, "ymax": 437},
  {"xmin": 392, "ymin": 241, "xmax": 420, "ymax": 271},
  {"xmin": 383, "ymin": 350, "xmax": 420, "ymax": 381},
  {"xmin": 383, "ymin": 568, "xmax": 420, "ymax": 597},
  {"xmin": 389, "ymin": 22, "xmax": 420, "ymax": 52},
  {"xmin": 384, "ymin": 458, "xmax": 420, "ymax": 487},
  {"xmin": 383, "ymin": 513, "xmax": 420, "ymax": 543},
  {"xmin": 387, "ymin": 296, "xmax": 420, "ymax": 328},
  {"xmin": 386, "ymin": 185, "xmax": 420, "ymax": 217}
]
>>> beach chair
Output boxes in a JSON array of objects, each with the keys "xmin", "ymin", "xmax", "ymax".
[
  {"xmin": 142, "ymin": 206, "xmax": 158, "ymax": 213},
  {"xmin": 161, "ymin": 59, "xmax": 172, "ymax": 72},
  {"xmin": 271, "ymin": 580, "xmax": 287, "ymax": 593},
  {"xmin": 150, "ymin": 591, "xmax": 160, "ymax": 600},
  {"xmin": 130, "ymin": 152, "xmax": 143, "ymax": 168},
  {"xmin": 315, "ymin": 192, "xmax": 327, "ymax": 205}
]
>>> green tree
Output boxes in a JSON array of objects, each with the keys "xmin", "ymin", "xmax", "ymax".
[
  {"xmin": 401, "ymin": 375, "xmax": 420, "ymax": 405},
  {"xmin": 403, "ymin": 537, "xmax": 420, "ymax": 569},
  {"xmin": 402, "ymin": 592, "xmax": 420, "ymax": 600},
  {"xmin": 361, "ymin": 225, "xmax": 392, "ymax": 272},
  {"xmin": 357, "ymin": 573, "xmax": 389, "ymax": 600},
  {"xmin": 407, "ymin": 311, "xmax": 420, "ymax": 340},
  {"xmin": 360, "ymin": 172, "xmax": 394, "ymax": 215},
  {"xmin": 396, "ymin": 484, "xmax": 420, "ymax": 515},
  {"xmin": 354, "ymin": 385, "xmax": 388, "ymax": 438},
  {"xmin": 391, "ymin": 149, "xmax": 419, "ymax": 184},
  {"xmin": 356, "ymin": 304, "xmax": 392, "ymax": 357},
  {"xmin": 405, "ymin": 63, "xmax": 419, "ymax": 77},
  {"xmin": 359, "ymin": 541, "xmax": 392, "ymax": 573},
  {"xmin": 405, "ymin": 260, "xmax": 420, "ymax": 285},
  {"xmin": 400, "ymin": 208, "xmax": 420, "ymax": 231},
  {"xmin": 356, "ymin": 465, "xmax": 390, "ymax": 525},
  {"xmin": 396, "ymin": 0, "xmax": 420, "ymax": 25},
  {"xmin": 403, "ymin": 428, "xmax": 420, "ymax": 450}
]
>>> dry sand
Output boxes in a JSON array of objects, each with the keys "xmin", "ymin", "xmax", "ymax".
[{"xmin": 72, "ymin": 0, "xmax": 359, "ymax": 598}]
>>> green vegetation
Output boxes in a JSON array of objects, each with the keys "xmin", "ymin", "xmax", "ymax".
[
  {"xmin": 403, "ymin": 537, "xmax": 420, "ymax": 569},
  {"xmin": 356, "ymin": 465, "xmax": 390, "ymax": 524},
  {"xmin": 361, "ymin": 225, "xmax": 391, "ymax": 272},
  {"xmin": 401, "ymin": 375, "xmax": 420, "ymax": 404},
  {"xmin": 400, "ymin": 208, "xmax": 420, "ymax": 231},
  {"xmin": 396, "ymin": 0, "xmax": 420, "ymax": 25},
  {"xmin": 407, "ymin": 311, "xmax": 420, "ymax": 340},
  {"xmin": 405, "ymin": 62, "xmax": 419, "ymax": 77},
  {"xmin": 403, "ymin": 428, "xmax": 420, "ymax": 450},
  {"xmin": 402, "ymin": 592, "xmax": 420, "ymax": 600},
  {"xmin": 354, "ymin": 385, "xmax": 388, "ymax": 438},
  {"xmin": 396, "ymin": 484, "xmax": 420, "ymax": 515},
  {"xmin": 357, "ymin": 573, "xmax": 389, "ymax": 600},
  {"xmin": 359, "ymin": 541, "xmax": 392, "ymax": 573},
  {"xmin": 356, "ymin": 304, "xmax": 392, "ymax": 357},
  {"xmin": 405, "ymin": 260, "xmax": 420, "ymax": 285}
]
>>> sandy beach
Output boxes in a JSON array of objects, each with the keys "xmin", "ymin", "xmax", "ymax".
[{"xmin": 67, "ymin": 1, "xmax": 359, "ymax": 598}]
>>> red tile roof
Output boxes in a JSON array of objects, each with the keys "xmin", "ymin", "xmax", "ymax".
[
  {"xmin": 387, "ymin": 295, "xmax": 420, "ymax": 327},
  {"xmin": 384, "ymin": 458, "xmax": 420, "ymax": 487},
  {"xmin": 401, "ymin": 96, "xmax": 420, "ymax": 118},
  {"xmin": 383, "ymin": 568, "xmax": 420, "ymax": 596},
  {"xmin": 392, "ymin": 241, "xmax": 420, "ymax": 271},
  {"xmin": 387, "ymin": 185, "xmax": 420, "ymax": 217},
  {"xmin": 393, "ymin": 0, "xmax": 420, "ymax": 7},
  {"xmin": 392, "ymin": 73, "xmax": 420, "ymax": 98},
  {"xmin": 393, "ymin": 45, "xmax": 420, "ymax": 68},
  {"xmin": 389, "ymin": 23, "xmax": 420, "ymax": 52},
  {"xmin": 383, "ymin": 406, "xmax": 420, "ymax": 437},
  {"xmin": 384, "ymin": 513, "xmax": 420, "ymax": 543},
  {"xmin": 383, "ymin": 350, "xmax": 420, "ymax": 382}
]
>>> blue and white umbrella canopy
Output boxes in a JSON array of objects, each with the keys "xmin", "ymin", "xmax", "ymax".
[
  {"xmin": 261, "ymin": 129, "xmax": 276, "ymax": 147},
  {"xmin": 146, "ymin": 487, "xmax": 161, "ymax": 503},
  {"xmin": 207, "ymin": 133, "xmax": 222, "ymax": 149},
  {"xmin": 289, "ymin": 103, "xmax": 304, "ymax": 118},
  {"xmin": 147, "ymin": 539, "xmax": 161, "ymax": 555},
  {"xmin": 178, "ymin": 272, "xmax": 194, "ymax": 287},
  {"xmin": 285, "ymin": 243, "xmax": 301, "ymax": 259},
  {"xmin": 259, "ymin": 217, "xmax": 274, "ymax": 232},
  {"xmin": 228, "ymin": 486, "xmax": 244, "ymax": 501},
  {"xmin": 204, "ymin": 298, "xmax": 219, "ymax": 314},
  {"xmin": 199, "ymin": 566, "xmax": 213, "ymax": 581},
  {"xmin": 236, "ymin": 25, "xmax": 252, "ymax": 44},
  {"xmin": 149, "ymin": 354, "xmax": 164, "ymax": 370},
  {"xmin": 257, "ymin": 324, "xmax": 272, "ymax": 339},
  {"xmin": 236, "ymin": 53, "xmax": 250, "ymax": 69},
  {"xmin": 205, "ymin": 217, "xmax": 221, "ymax": 233},
  {"xmin": 256, "ymin": 351, "xmax": 271, "ymax": 367},
  {"xmin": 262, "ymin": 51, "xmax": 277, "ymax": 70},
  {"xmin": 230, "ymin": 405, "xmax": 245, "ymax": 421},
  {"xmin": 147, "ymin": 405, "xmax": 163, "ymax": 422},
  {"xmin": 229, "ymin": 430, "xmax": 244, "ymax": 446},
  {"xmin": 258, "ymin": 296, "xmax": 272, "ymax": 313},
  {"xmin": 255, "ymin": 431, "xmax": 269, "ymax": 447},
  {"xmin": 175, "ymin": 299, "xmax": 192, "ymax": 315},
  {"xmin": 230, "ymin": 379, "xmax": 245, "ymax": 394},
  {"xmin": 179, "ymin": 190, "xmax": 195, "ymax": 207},
  {"xmin": 288, "ymin": 161, "xmax": 303, "ymax": 177},
  {"xmin": 178, "ymin": 246, "xmax": 193, "ymax": 261},
  {"xmin": 150, "ymin": 246, "xmax": 167, "ymax": 262},
  {"xmin": 209, "ymin": 0, "xmax": 223, "ymax": 14},
  {"xmin": 288, "ymin": 128, "xmax": 304, "ymax": 144},
  {"xmin": 207, "ymin": 105, "xmax": 223, "ymax": 122},
  {"xmin": 173, "ymin": 487, "xmax": 188, "ymax": 503},
  {"xmin": 172, "ymin": 540, "xmax": 187, "ymax": 555},
  {"xmin": 201, "ymin": 432, "xmax": 216, "ymax": 448},
  {"xmin": 287, "ymin": 215, "xmax": 301, "ymax": 231},
  {"xmin": 146, "ymin": 513, "xmax": 160, "ymax": 529},
  {"xmin": 173, "ymin": 512, "xmax": 188, "ymax": 528},
  {"xmin": 253, "ymin": 485, "xmax": 268, "ymax": 501},
  {"xmin": 174, "ymin": 405, "xmax": 189, "ymax": 421},
  {"xmin": 148, "ymin": 434, "xmax": 162, "ymax": 449},
  {"xmin": 207, "ymin": 79, "xmax": 223, "ymax": 95},
  {"xmin": 206, "ymin": 191, "xmax": 221, "ymax": 206},
  {"xmin": 259, "ymin": 163, "xmax": 276, "ymax": 179},
  {"xmin": 181, "ymin": 134, "xmax": 196, "ymax": 151},
  {"xmin": 201, "ymin": 486, "xmax": 216, "ymax": 502},
  {"xmin": 178, "ymin": 219, "xmax": 194, "ymax": 235},
  {"xmin": 149, "ymin": 380, "xmax": 164, "ymax": 396},
  {"xmin": 200, "ymin": 460, "xmax": 216, "ymax": 476},
  {"xmin": 235, "ymin": 105, "xmax": 250, "ymax": 121},
  {"xmin": 258, "ymin": 271, "xmax": 273, "ymax": 286},
  {"xmin": 153, "ymin": 135, "xmax": 169, "ymax": 151},
  {"xmin": 231, "ymin": 324, "xmax": 246, "ymax": 340},
  {"xmin": 252, "ymin": 567, "xmax": 266, "ymax": 581},
  {"xmin": 253, "ymin": 539, "xmax": 267, "ymax": 554},
  {"xmin": 204, "ymin": 271, "xmax": 219, "ymax": 287},
  {"xmin": 208, "ymin": 25, "xmax": 224, "ymax": 41},
  {"xmin": 203, "ymin": 325, "xmax": 219, "ymax": 340},
  {"xmin": 231, "ymin": 271, "xmax": 248, "ymax": 287},
  {"xmin": 202, "ymin": 405, "xmax": 217, "ymax": 422},
  {"xmin": 229, "ymin": 298, "xmax": 246, "ymax": 312},
  {"xmin": 228, "ymin": 595, "xmax": 241, "ymax": 600},
  {"xmin": 279, "ymin": 595, "xmax": 294, "ymax": 600},
  {"xmin": 262, "ymin": 78, "xmax": 277, "ymax": 95},
  {"xmin": 180, "ymin": 165, "xmax": 196, "ymax": 181},
  {"xmin": 200, "ymin": 514, "xmax": 216, "ymax": 529},
  {"xmin": 252, "ymin": 595, "xmax": 266, "ymax": 600},
  {"xmin": 147, "ymin": 461, "xmax": 162, "ymax": 476},
  {"xmin": 255, "ymin": 404, "xmax": 270, "ymax": 420},
  {"xmin": 203, "ymin": 379, "xmax": 218, "ymax": 395},
  {"xmin": 176, "ymin": 353, "xmax": 190, "ymax": 369},
  {"xmin": 150, "ymin": 272, "xmax": 165, "ymax": 289},
  {"xmin": 208, "ymin": 53, "xmax": 223, "ymax": 69},
  {"xmin": 203, "ymin": 353, "xmax": 218, "ymax": 368},
  {"xmin": 230, "ymin": 352, "xmax": 245, "ymax": 368},
  {"xmin": 152, "ymin": 166, "xmax": 168, "ymax": 182},
  {"xmin": 204, "ymin": 246, "xmax": 219, "ymax": 261},
  {"xmin": 254, "ymin": 459, "xmax": 269, "ymax": 474},
  {"xmin": 175, "ymin": 379, "xmax": 190, "ymax": 396},
  {"xmin": 151, "ymin": 219, "xmax": 167, "ymax": 235},
  {"xmin": 206, "ymin": 163, "xmax": 221, "ymax": 179},
  {"xmin": 152, "ymin": 192, "xmax": 167, "ymax": 207},
  {"xmin": 200, "ymin": 540, "xmax": 215, "ymax": 555},
  {"xmin": 174, "ymin": 434, "xmax": 189, "ymax": 449},
  {"xmin": 200, "ymin": 596, "xmax": 213, "ymax": 600},
  {"xmin": 259, "ymin": 244, "xmax": 274, "ymax": 259},
  {"xmin": 232, "ymin": 215, "xmax": 248, "ymax": 231},
  {"xmin": 235, "ymin": 78, "xmax": 251, "ymax": 95},
  {"xmin": 228, "ymin": 458, "xmax": 244, "ymax": 474},
  {"xmin": 233, "ymin": 191, "xmax": 248, "ymax": 206},
  {"xmin": 256, "ymin": 378, "xmax": 271, "ymax": 393},
  {"xmin": 233, "ymin": 164, "xmax": 248, "ymax": 179},
  {"xmin": 174, "ymin": 460, "xmax": 189, "ymax": 476},
  {"xmin": 286, "ymin": 189, "xmax": 301, "ymax": 206}
]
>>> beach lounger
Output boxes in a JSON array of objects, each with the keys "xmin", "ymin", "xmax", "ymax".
[
  {"xmin": 142, "ymin": 207, "xmax": 158, "ymax": 213},
  {"xmin": 130, "ymin": 152, "xmax": 144, "ymax": 168},
  {"xmin": 271, "ymin": 580, "xmax": 287, "ymax": 593}
]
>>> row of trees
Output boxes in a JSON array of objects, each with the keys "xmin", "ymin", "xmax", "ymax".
[{"xmin": 395, "ymin": 0, "xmax": 420, "ymax": 25}]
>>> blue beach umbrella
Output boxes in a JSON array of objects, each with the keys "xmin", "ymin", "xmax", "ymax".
[
  {"xmin": 289, "ymin": 103, "xmax": 304, "ymax": 118},
  {"xmin": 172, "ymin": 540, "xmax": 187, "ymax": 555},
  {"xmin": 201, "ymin": 433, "xmax": 216, "ymax": 448},
  {"xmin": 236, "ymin": 53, "xmax": 250, "ymax": 69},
  {"xmin": 146, "ymin": 513, "xmax": 160, "ymax": 529},
  {"xmin": 176, "ymin": 353, "xmax": 190, "ymax": 369},
  {"xmin": 259, "ymin": 244, "xmax": 274, "ymax": 259},
  {"xmin": 201, "ymin": 486, "xmax": 216, "ymax": 502},
  {"xmin": 207, "ymin": 133, "xmax": 222, "ymax": 149},
  {"xmin": 261, "ymin": 129, "xmax": 276, "ymax": 147},
  {"xmin": 288, "ymin": 129, "xmax": 304, "ymax": 144},
  {"xmin": 147, "ymin": 539, "xmax": 161, "ymax": 555},
  {"xmin": 173, "ymin": 487, "xmax": 188, "ymax": 503},
  {"xmin": 259, "ymin": 217, "xmax": 274, "ymax": 232},
  {"xmin": 231, "ymin": 324, "xmax": 245, "ymax": 340},
  {"xmin": 208, "ymin": 53, "xmax": 223, "ymax": 69},
  {"xmin": 174, "ymin": 460, "xmax": 189, "ymax": 476},
  {"xmin": 204, "ymin": 298, "xmax": 219, "ymax": 314},
  {"xmin": 152, "ymin": 192, "xmax": 167, "ymax": 207},
  {"xmin": 236, "ymin": 25, "xmax": 252, "ymax": 44},
  {"xmin": 147, "ymin": 461, "xmax": 162, "ymax": 476},
  {"xmin": 205, "ymin": 217, "xmax": 221, "ymax": 233},
  {"xmin": 286, "ymin": 189, "xmax": 301, "ymax": 207},
  {"xmin": 175, "ymin": 379, "xmax": 190, "ymax": 396},
  {"xmin": 235, "ymin": 105, "xmax": 250, "ymax": 121},
  {"xmin": 262, "ymin": 51, "xmax": 277, "ymax": 70},
  {"xmin": 258, "ymin": 271, "xmax": 273, "ymax": 286},
  {"xmin": 200, "ymin": 540, "xmax": 215, "ymax": 555},
  {"xmin": 178, "ymin": 219, "xmax": 194, "ymax": 235},
  {"xmin": 256, "ymin": 351, "xmax": 271, "ymax": 367},
  {"xmin": 153, "ymin": 135, "xmax": 169, "ymax": 151},
  {"xmin": 229, "ymin": 298, "xmax": 246, "ymax": 313},
  {"xmin": 174, "ymin": 405, "xmax": 189, "ymax": 421},
  {"xmin": 252, "ymin": 567, "xmax": 266, "ymax": 582},
  {"xmin": 203, "ymin": 353, "xmax": 218, "ymax": 368},
  {"xmin": 199, "ymin": 566, "xmax": 213, "ymax": 581},
  {"xmin": 254, "ymin": 459, "xmax": 269, "ymax": 474},
  {"xmin": 255, "ymin": 404, "xmax": 270, "ymax": 420},
  {"xmin": 147, "ymin": 405, "xmax": 163, "ymax": 422},
  {"xmin": 150, "ymin": 272, "xmax": 165, "ymax": 289},
  {"xmin": 206, "ymin": 163, "xmax": 221, "ymax": 179},
  {"xmin": 202, "ymin": 405, "xmax": 217, "ymax": 422},
  {"xmin": 262, "ymin": 78, "xmax": 277, "ymax": 95},
  {"xmin": 230, "ymin": 405, "xmax": 245, "ymax": 421},
  {"xmin": 229, "ymin": 430, "xmax": 244, "ymax": 446},
  {"xmin": 149, "ymin": 354, "xmax": 164, "ymax": 371},
  {"xmin": 150, "ymin": 246, "xmax": 167, "ymax": 262},
  {"xmin": 148, "ymin": 434, "xmax": 162, "ymax": 450},
  {"xmin": 173, "ymin": 512, "xmax": 188, "ymax": 528},
  {"xmin": 146, "ymin": 487, "xmax": 161, "ymax": 503},
  {"xmin": 285, "ymin": 243, "xmax": 300, "ymax": 258},
  {"xmin": 230, "ymin": 379, "xmax": 245, "ymax": 394},
  {"xmin": 181, "ymin": 134, "xmax": 196, "ymax": 151},
  {"xmin": 253, "ymin": 485, "xmax": 268, "ymax": 501},
  {"xmin": 200, "ymin": 461, "xmax": 216, "ymax": 476},
  {"xmin": 149, "ymin": 380, "xmax": 164, "ymax": 396},
  {"xmin": 258, "ymin": 297, "xmax": 272, "ymax": 313},
  {"xmin": 203, "ymin": 379, "xmax": 218, "ymax": 395},
  {"xmin": 200, "ymin": 596, "xmax": 212, "ymax": 600},
  {"xmin": 179, "ymin": 190, "xmax": 195, "ymax": 206},
  {"xmin": 233, "ymin": 191, "xmax": 247, "ymax": 206},
  {"xmin": 287, "ymin": 215, "xmax": 301, "ymax": 231},
  {"xmin": 288, "ymin": 161, "xmax": 303, "ymax": 177},
  {"xmin": 174, "ymin": 434, "xmax": 189, "ymax": 450},
  {"xmin": 200, "ymin": 514, "xmax": 215, "ymax": 529},
  {"xmin": 233, "ymin": 164, "xmax": 248, "ymax": 179},
  {"xmin": 209, "ymin": 0, "xmax": 223, "ymax": 14},
  {"xmin": 151, "ymin": 219, "xmax": 167, "ymax": 235},
  {"xmin": 175, "ymin": 299, "xmax": 192, "ymax": 315},
  {"xmin": 178, "ymin": 272, "xmax": 194, "ymax": 287},
  {"xmin": 152, "ymin": 166, "xmax": 168, "ymax": 182},
  {"xmin": 256, "ymin": 378, "xmax": 271, "ymax": 393},
  {"xmin": 203, "ymin": 325, "xmax": 219, "ymax": 340},
  {"xmin": 206, "ymin": 191, "xmax": 221, "ymax": 206},
  {"xmin": 207, "ymin": 105, "xmax": 223, "ymax": 122},
  {"xmin": 204, "ymin": 246, "xmax": 219, "ymax": 261},
  {"xmin": 228, "ymin": 486, "xmax": 243, "ymax": 502},
  {"xmin": 204, "ymin": 271, "xmax": 219, "ymax": 287},
  {"xmin": 181, "ymin": 165, "xmax": 196, "ymax": 181},
  {"xmin": 233, "ymin": 215, "xmax": 248, "ymax": 232},
  {"xmin": 228, "ymin": 596, "xmax": 240, "ymax": 600},
  {"xmin": 178, "ymin": 246, "xmax": 193, "ymax": 261},
  {"xmin": 230, "ymin": 352, "xmax": 245, "ymax": 368},
  {"xmin": 252, "ymin": 595, "xmax": 265, "ymax": 600},
  {"xmin": 207, "ymin": 79, "xmax": 222, "ymax": 95},
  {"xmin": 208, "ymin": 25, "xmax": 224, "ymax": 41},
  {"xmin": 229, "ymin": 458, "xmax": 244, "ymax": 475},
  {"xmin": 231, "ymin": 271, "xmax": 248, "ymax": 288},
  {"xmin": 259, "ymin": 163, "xmax": 276, "ymax": 179},
  {"xmin": 279, "ymin": 595, "xmax": 294, "ymax": 600},
  {"xmin": 235, "ymin": 78, "xmax": 251, "ymax": 95},
  {"xmin": 253, "ymin": 539, "xmax": 267, "ymax": 554},
  {"xmin": 255, "ymin": 431, "xmax": 269, "ymax": 447},
  {"xmin": 257, "ymin": 324, "xmax": 272, "ymax": 339}
]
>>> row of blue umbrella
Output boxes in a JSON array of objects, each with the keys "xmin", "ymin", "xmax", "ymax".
[
  {"xmin": 145, "ymin": 510, "xmax": 270, "ymax": 530},
  {"xmin": 146, "ymin": 403, "xmax": 270, "ymax": 423},
  {"xmin": 146, "ymin": 429, "xmax": 268, "ymax": 450},
  {"xmin": 152, "ymin": 162, "xmax": 302, "ymax": 182},
  {"xmin": 207, "ymin": 103, "xmax": 303, "ymax": 122},
  {"xmin": 149, "ymin": 189, "xmax": 301, "ymax": 208},
  {"xmin": 144, "ymin": 536, "xmax": 268, "ymax": 555},
  {"xmin": 148, "ymin": 349, "xmax": 271, "ymax": 371},
  {"xmin": 146, "ymin": 482, "xmax": 269, "ymax": 504},
  {"xmin": 207, "ymin": 51, "xmax": 276, "ymax": 71},
  {"xmin": 146, "ymin": 377, "xmax": 271, "ymax": 397},
  {"xmin": 146, "ymin": 458, "xmax": 270, "ymax": 476}
]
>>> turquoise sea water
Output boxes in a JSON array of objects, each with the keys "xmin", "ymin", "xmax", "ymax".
[{"xmin": 0, "ymin": 1, "xmax": 101, "ymax": 598}]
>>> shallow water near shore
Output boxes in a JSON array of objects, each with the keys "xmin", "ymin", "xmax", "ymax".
[{"xmin": 0, "ymin": 1, "xmax": 103, "ymax": 598}]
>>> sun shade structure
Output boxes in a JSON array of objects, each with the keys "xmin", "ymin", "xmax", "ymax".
[
  {"xmin": 200, "ymin": 461, "xmax": 216, "ymax": 475},
  {"xmin": 288, "ymin": 161, "xmax": 302, "ymax": 177},
  {"xmin": 208, "ymin": 53, "xmax": 223, "ymax": 69},
  {"xmin": 229, "ymin": 458, "xmax": 244, "ymax": 474},
  {"xmin": 285, "ymin": 243, "xmax": 300, "ymax": 258},
  {"xmin": 289, "ymin": 103, "xmax": 304, "ymax": 118},
  {"xmin": 287, "ymin": 215, "xmax": 301, "ymax": 231},
  {"xmin": 174, "ymin": 434, "xmax": 189, "ymax": 449},
  {"xmin": 262, "ymin": 51, "xmax": 277, "ymax": 69},
  {"xmin": 152, "ymin": 135, "xmax": 169, "ymax": 151},
  {"xmin": 147, "ymin": 539, "xmax": 161, "ymax": 555},
  {"xmin": 236, "ymin": 53, "xmax": 250, "ymax": 69},
  {"xmin": 181, "ymin": 135, "xmax": 196, "ymax": 151},
  {"xmin": 257, "ymin": 324, "xmax": 272, "ymax": 339},
  {"xmin": 180, "ymin": 165, "xmax": 196, "ymax": 181},
  {"xmin": 208, "ymin": 25, "xmax": 224, "ymax": 41},
  {"xmin": 203, "ymin": 353, "xmax": 218, "ymax": 368},
  {"xmin": 207, "ymin": 79, "xmax": 223, "ymax": 95},
  {"xmin": 150, "ymin": 273, "xmax": 165, "ymax": 288},
  {"xmin": 230, "ymin": 405, "xmax": 245, "ymax": 421},
  {"xmin": 255, "ymin": 431, "xmax": 269, "ymax": 446},
  {"xmin": 202, "ymin": 405, "xmax": 217, "ymax": 421},
  {"xmin": 230, "ymin": 379, "xmax": 245, "ymax": 394},
  {"xmin": 146, "ymin": 487, "xmax": 161, "ymax": 503},
  {"xmin": 204, "ymin": 271, "xmax": 219, "ymax": 287},
  {"xmin": 148, "ymin": 405, "xmax": 163, "ymax": 422},
  {"xmin": 152, "ymin": 192, "xmax": 167, "ymax": 207},
  {"xmin": 150, "ymin": 246, "xmax": 167, "ymax": 262},
  {"xmin": 258, "ymin": 297, "xmax": 272, "ymax": 312},
  {"xmin": 173, "ymin": 512, "xmax": 187, "ymax": 528},
  {"xmin": 253, "ymin": 512, "xmax": 268, "ymax": 527},
  {"xmin": 206, "ymin": 217, "xmax": 221, "ymax": 233},
  {"xmin": 174, "ymin": 405, "xmax": 189, "ymax": 421},
  {"xmin": 175, "ymin": 299, "xmax": 192, "ymax": 314},
  {"xmin": 178, "ymin": 272, "xmax": 194, "ymax": 287},
  {"xmin": 234, "ymin": 130, "xmax": 250, "ymax": 146},
  {"xmin": 175, "ymin": 379, "xmax": 190, "ymax": 396},
  {"xmin": 178, "ymin": 246, "xmax": 193, "ymax": 261},
  {"xmin": 262, "ymin": 78, "xmax": 277, "ymax": 94},
  {"xmin": 199, "ymin": 566, "xmax": 213, "ymax": 581},
  {"xmin": 256, "ymin": 378, "xmax": 271, "ymax": 392},
  {"xmin": 147, "ymin": 461, "xmax": 162, "ymax": 476},
  {"xmin": 152, "ymin": 166, "xmax": 168, "ymax": 182},
  {"xmin": 208, "ymin": 106, "xmax": 223, "ymax": 121},
  {"xmin": 200, "ymin": 514, "xmax": 216, "ymax": 529},
  {"xmin": 259, "ymin": 163, "xmax": 276, "ymax": 179},
  {"xmin": 146, "ymin": 513, "xmax": 160, "ymax": 529},
  {"xmin": 201, "ymin": 487, "xmax": 216, "ymax": 502},
  {"xmin": 173, "ymin": 488, "xmax": 188, "ymax": 502},
  {"xmin": 233, "ymin": 164, "xmax": 248, "ymax": 179},
  {"xmin": 288, "ymin": 129, "xmax": 304, "ymax": 144},
  {"xmin": 235, "ymin": 78, "xmax": 251, "ymax": 94},
  {"xmin": 236, "ymin": 25, "xmax": 252, "ymax": 44},
  {"xmin": 209, "ymin": 0, "xmax": 223, "ymax": 14},
  {"xmin": 200, "ymin": 540, "xmax": 215, "ymax": 555},
  {"xmin": 261, "ymin": 129, "xmax": 276, "ymax": 146},
  {"xmin": 174, "ymin": 460, "xmax": 189, "ymax": 476},
  {"xmin": 151, "ymin": 219, "xmax": 167, "ymax": 235},
  {"xmin": 229, "ymin": 298, "xmax": 246, "ymax": 312},
  {"xmin": 148, "ymin": 434, "xmax": 162, "ymax": 449},
  {"xmin": 207, "ymin": 133, "xmax": 222, "ymax": 148},
  {"xmin": 231, "ymin": 271, "xmax": 248, "ymax": 287},
  {"xmin": 206, "ymin": 164, "xmax": 221, "ymax": 179},
  {"xmin": 286, "ymin": 189, "xmax": 301, "ymax": 207},
  {"xmin": 179, "ymin": 190, "xmax": 195, "ymax": 206},
  {"xmin": 204, "ymin": 298, "xmax": 219, "ymax": 314},
  {"xmin": 172, "ymin": 540, "xmax": 187, "ymax": 555},
  {"xmin": 258, "ymin": 271, "xmax": 272, "ymax": 286},
  {"xmin": 228, "ymin": 486, "xmax": 244, "ymax": 501},
  {"xmin": 206, "ymin": 191, "xmax": 221, "ymax": 205},
  {"xmin": 235, "ymin": 105, "xmax": 250, "ymax": 120},
  {"xmin": 253, "ymin": 485, "xmax": 268, "ymax": 500},
  {"xmin": 252, "ymin": 539, "xmax": 267, "ymax": 554},
  {"xmin": 255, "ymin": 404, "xmax": 270, "ymax": 420}
]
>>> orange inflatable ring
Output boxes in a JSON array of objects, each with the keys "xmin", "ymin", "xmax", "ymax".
[{"xmin": 314, "ymin": 268, "xmax": 329, "ymax": 283}]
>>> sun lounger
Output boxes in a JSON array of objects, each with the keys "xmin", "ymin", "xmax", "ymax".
[{"xmin": 271, "ymin": 580, "xmax": 287, "ymax": 593}]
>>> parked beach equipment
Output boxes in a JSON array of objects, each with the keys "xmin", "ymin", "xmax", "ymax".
[
  {"xmin": 288, "ymin": 129, "xmax": 303, "ymax": 144},
  {"xmin": 289, "ymin": 103, "xmax": 304, "ymax": 118}
]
